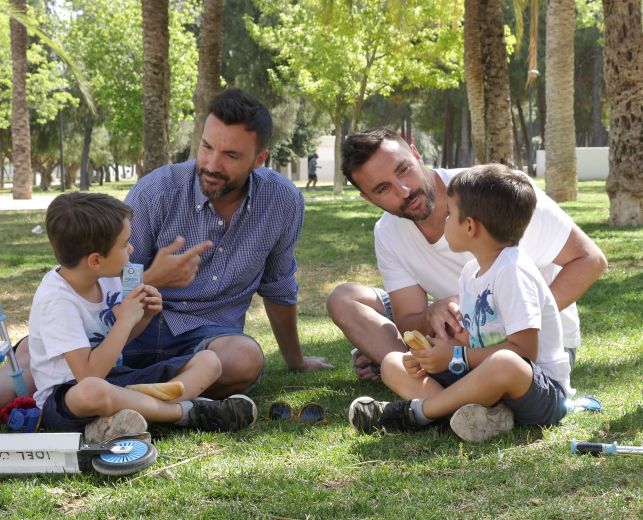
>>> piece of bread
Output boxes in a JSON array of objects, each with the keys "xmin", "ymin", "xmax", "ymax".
[
  {"xmin": 403, "ymin": 330, "xmax": 431, "ymax": 350},
  {"xmin": 126, "ymin": 381, "xmax": 185, "ymax": 401}
]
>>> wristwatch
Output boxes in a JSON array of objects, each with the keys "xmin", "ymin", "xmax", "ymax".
[{"xmin": 448, "ymin": 345, "xmax": 467, "ymax": 376}]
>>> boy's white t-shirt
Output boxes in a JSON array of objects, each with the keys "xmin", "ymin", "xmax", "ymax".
[
  {"xmin": 29, "ymin": 269, "xmax": 123, "ymax": 408},
  {"xmin": 374, "ymin": 167, "xmax": 580, "ymax": 349},
  {"xmin": 458, "ymin": 246, "xmax": 573, "ymax": 396}
]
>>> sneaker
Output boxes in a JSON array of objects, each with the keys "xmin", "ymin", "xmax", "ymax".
[
  {"xmin": 183, "ymin": 395, "xmax": 257, "ymax": 432},
  {"xmin": 449, "ymin": 403, "xmax": 514, "ymax": 443},
  {"xmin": 84, "ymin": 409, "xmax": 148, "ymax": 444},
  {"xmin": 348, "ymin": 396, "xmax": 425, "ymax": 434}
]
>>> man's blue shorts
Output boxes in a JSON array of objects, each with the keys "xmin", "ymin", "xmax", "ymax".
[
  {"xmin": 41, "ymin": 353, "xmax": 193, "ymax": 432},
  {"xmin": 122, "ymin": 314, "xmax": 264, "ymax": 393},
  {"xmin": 429, "ymin": 357, "xmax": 568, "ymax": 426}
]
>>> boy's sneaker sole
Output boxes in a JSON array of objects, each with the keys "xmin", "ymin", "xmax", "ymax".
[
  {"xmin": 84, "ymin": 409, "xmax": 148, "ymax": 444},
  {"xmin": 449, "ymin": 403, "xmax": 514, "ymax": 443},
  {"xmin": 186, "ymin": 394, "xmax": 257, "ymax": 432}
]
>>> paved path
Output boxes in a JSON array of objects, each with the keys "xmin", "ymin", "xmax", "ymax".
[{"xmin": 0, "ymin": 195, "xmax": 57, "ymax": 211}]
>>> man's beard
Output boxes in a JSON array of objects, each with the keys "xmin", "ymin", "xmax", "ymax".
[
  {"xmin": 198, "ymin": 167, "xmax": 245, "ymax": 201},
  {"xmin": 395, "ymin": 183, "xmax": 435, "ymax": 221}
]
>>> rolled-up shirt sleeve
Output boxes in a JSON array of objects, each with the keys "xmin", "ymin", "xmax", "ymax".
[{"xmin": 257, "ymin": 189, "xmax": 304, "ymax": 305}]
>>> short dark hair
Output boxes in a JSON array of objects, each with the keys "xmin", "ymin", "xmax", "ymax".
[
  {"xmin": 341, "ymin": 127, "xmax": 409, "ymax": 190},
  {"xmin": 45, "ymin": 192, "xmax": 133, "ymax": 268},
  {"xmin": 208, "ymin": 88, "xmax": 273, "ymax": 150},
  {"xmin": 446, "ymin": 164, "xmax": 537, "ymax": 246}
]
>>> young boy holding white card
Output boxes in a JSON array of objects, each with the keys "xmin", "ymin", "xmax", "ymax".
[{"xmin": 29, "ymin": 192, "xmax": 256, "ymax": 441}]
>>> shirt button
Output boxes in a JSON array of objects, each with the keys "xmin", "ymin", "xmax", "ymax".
[
  {"xmin": 182, "ymin": 301, "xmax": 187, "ymax": 305},
  {"xmin": 218, "ymin": 220, "xmax": 224, "ymax": 226},
  {"xmin": 218, "ymin": 247, "xmax": 223, "ymax": 252},
  {"xmin": 212, "ymin": 275, "xmax": 218, "ymax": 281},
  {"xmin": 196, "ymin": 204, "xmax": 201, "ymax": 210}
]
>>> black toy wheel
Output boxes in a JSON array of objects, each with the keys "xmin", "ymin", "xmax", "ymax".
[{"xmin": 91, "ymin": 439, "xmax": 157, "ymax": 476}]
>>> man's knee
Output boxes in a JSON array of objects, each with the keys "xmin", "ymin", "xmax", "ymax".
[
  {"xmin": 326, "ymin": 283, "xmax": 380, "ymax": 323},
  {"xmin": 208, "ymin": 335, "xmax": 264, "ymax": 380}
]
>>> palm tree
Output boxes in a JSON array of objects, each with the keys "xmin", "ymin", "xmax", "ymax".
[
  {"xmin": 544, "ymin": 0, "xmax": 576, "ymax": 202},
  {"xmin": 9, "ymin": 0, "xmax": 30, "ymax": 199},
  {"xmin": 142, "ymin": 0, "xmax": 169, "ymax": 175},
  {"xmin": 602, "ymin": 0, "xmax": 642, "ymax": 225},
  {"xmin": 3, "ymin": 0, "xmax": 94, "ymax": 199},
  {"xmin": 463, "ymin": 0, "xmax": 513, "ymax": 164},
  {"xmin": 189, "ymin": 0, "xmax": 224, "ymax": 159}
]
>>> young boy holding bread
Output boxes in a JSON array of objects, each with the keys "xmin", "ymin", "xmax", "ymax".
[
  {"xmin": 349, "ymin": 165, "xmax": 572, "ymax": 442},
  {"xmin": 29, "ymin": 192, "xmax": 256, "ymax": 442}
]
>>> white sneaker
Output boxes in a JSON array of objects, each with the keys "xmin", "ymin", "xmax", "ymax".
[
  {"xmin": 450, "ymin": 403, "xmax": 514, "ymax": 443},
  {"xmin": 84, "ymin": 409, "xmax": 148, "ymax": 444}
]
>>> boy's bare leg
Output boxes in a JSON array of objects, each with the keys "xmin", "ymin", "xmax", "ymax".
[
  {"xmin": 381, "ymin": 349, "xmax": 533, "ymax": 419},
  {"xmin": 65, "ymin": 350, "xmax": 222, "ymax": 423},
  {"xmin": 0, "ymin": 338, "xmax": 35, "ymax": 405},
  {"xmin": 326, "ymin": 283, "xmax": 406, "ymax": 374}
]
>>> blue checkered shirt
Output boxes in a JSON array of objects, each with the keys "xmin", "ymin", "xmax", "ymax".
[{"xmin": 124, "ymin": 160, "xmax": 304, "ymax": 335}]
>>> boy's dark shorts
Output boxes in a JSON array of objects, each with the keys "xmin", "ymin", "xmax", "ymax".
[
  {"xmin": 40, "ymin": 353, "xmax": 193, "ymax": 433},
  {"xmin": 429, "ymin": 357, "xmax": 568, "ymax": 426}
]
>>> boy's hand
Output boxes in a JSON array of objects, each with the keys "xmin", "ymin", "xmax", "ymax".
[
  {"xmin": 412, "ymin": 336, "xmax": 458, "ymax": 374},
  {"xmin": 142, "ymin": 284, "xmax": 163, "ymax": 318},
  {"xmin": 114, "ymin": 285, "xmax": 146, "ymax": 327}
]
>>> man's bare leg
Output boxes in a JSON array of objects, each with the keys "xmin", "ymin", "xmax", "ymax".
[
  {"xmin": 326, "ymin": 283, "xmax": 406, "ymax": 380},
  {"xmin": 201, "ymin": 335, "xmax": 264, "ymax": 399},
  {"xmin": 0, "ymin": 338, "xmax": 35, "ymax": 406}
]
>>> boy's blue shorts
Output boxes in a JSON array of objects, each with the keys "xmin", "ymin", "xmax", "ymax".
[
  {"xmin": 40, "ymin": 353, "xmax": 193, "ymax": 433},
  {"xmin": 429, "ymin": 357, "xmax": 568, "ymax": 426}
]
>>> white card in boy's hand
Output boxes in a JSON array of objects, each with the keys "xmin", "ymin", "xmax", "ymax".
[{"xmin": 122, "ymin": 263, "xmax": 143, "ymax": 298}]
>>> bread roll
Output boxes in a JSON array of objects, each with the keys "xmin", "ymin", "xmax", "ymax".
[
  {"xmin": 403, "ymin": 330, "xmax": 431, "ymax": 350},
  {"xmin": 126, "ymin": 381, "xmax": 185, "ymax": 401}
]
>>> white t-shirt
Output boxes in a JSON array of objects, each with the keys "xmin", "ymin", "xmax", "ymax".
[
  {"xmin": 374, "ymin": 167, "xmax": 580, "ymax": 349},
  {"xmin": 29, "ymin": 269, "xmax": 123, "ymax": 408},
  {"xmin": 459, "ymin": 246, "xmax": 573, "ymax": 396}
]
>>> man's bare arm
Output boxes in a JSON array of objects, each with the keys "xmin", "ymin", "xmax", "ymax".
[{"xmin": 550, "ymin": 225, "xmax": 608, "ymax": 310}]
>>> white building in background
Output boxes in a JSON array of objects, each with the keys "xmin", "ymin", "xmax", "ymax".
[{"xmin": 535, "ymin": 147, "xmax": 609, "ymax": 180}]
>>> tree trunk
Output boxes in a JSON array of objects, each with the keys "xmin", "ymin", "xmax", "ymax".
[
  {"xmin": 441, "ymin": 95, "xmax": 454, "ymax": 168},
  {"xmin": 602, "ymin": 0, "xmax": 643, "ymax": 226},
  {"xmin": 480, "ymin": 0, "xmax": 513, "ymax": 165},
  {"xmin": 459, "ymin": 103, "xmax": 473, "ymax": 167},
  {"xmin": 516, "ymin": 101, "xmax": 532, "ymax": 175},
  {"xmin": 333, "ymin": 105, "xmax": 343, "ymax": 195},
  {"xmin": 142, "ymin": 0, "xmax": 170, "ymax": 175},
  {"xmin": 464, "ymin": 0, "xmax": 486, "ymax": 163},
  {"xmin": 545, "ymin": 0, "xmax": 576, "ymax": 202},
  {"xmin": 79, "ymin": 125, "xmax": 92, "ymax": 191},
  {"xmin": 9, "ymin": 0, "xmax": 32, "ymax": 200},
  {"xmin": 189, "ymin": 0, "xmax": 224, "ymax": 159},
  {"xmin": 537, "ymin": 79, "xmax": 546, "ymax": 148},
  {"xmin": 511, "ymin": 108, "xmax": 523, "ymax": 170},
  {"xmin": 591, "ymin": 41, "xmax": 606, "ymax": 147}
]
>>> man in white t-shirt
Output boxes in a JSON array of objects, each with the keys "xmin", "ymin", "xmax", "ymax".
[{"xmin": 327, "ymin": 128, "xmax": 607, "ymax": 380}]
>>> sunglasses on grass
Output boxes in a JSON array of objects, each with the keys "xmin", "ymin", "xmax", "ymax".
[{"xmin": 267, "ymin": 402, "xmax": 327, "ymax": 423}]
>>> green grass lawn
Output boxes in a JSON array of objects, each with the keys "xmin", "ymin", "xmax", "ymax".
[{"xmin": 0, "ymin": 180, "xmax": 641, "ymax": 519}]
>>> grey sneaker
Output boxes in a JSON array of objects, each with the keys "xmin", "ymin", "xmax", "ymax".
[
  {"xmin": 84, "ymin": 409, "xmax": 148, "ymax": 444},
  {"xmin": 348, "ymin": 396, "xmax": 426, "ymax": 434},
  {"xmin": 184, "ymin": 395, "xmax": 257, "ymax": 432},
  {"xmin": 449, "ymin": 403, "xmax": 514, "ymax": 443}
]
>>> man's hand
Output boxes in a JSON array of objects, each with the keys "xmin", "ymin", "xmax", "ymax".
[
  {"xmin": 412, "ymin": 335, "xmax": 457, "ymax": 374},
  {"xmin": 142, "ymin": 285, "xmax": 163, "ymax": 319},
  {"xmin": 426, "ymin": 297, "xmax": 463, "ymax": 340},
  {"xmin": 290, "ymin": 356, "xmax": 333, "ymax": 372},
  {"xmin": 402, "ymin": 351, "xmax": 426, "ymax": 379},
  {"xmin": 145, "ymin": 236, "xmax": 213, "ymax": 288}
]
